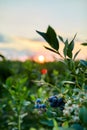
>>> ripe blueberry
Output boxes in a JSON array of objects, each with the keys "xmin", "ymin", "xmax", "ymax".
[
  {"xmin": 48, "ymin": 96, "xmax": 57, "ymax": 102},
  {"xmin": 36, "ymin": 98, "xmax": 41, "ymax": 103},
  {"xmin": 40, "ymin": 104, "xmax": 46, "ymax": 109},
  {"xmin": 34, "ymin": 104, "xmax": 40, "ymax": 109}
]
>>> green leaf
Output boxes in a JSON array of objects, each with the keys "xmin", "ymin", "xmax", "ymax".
[
  {"xmin": 68, "ymin": 40, "xmax": 74, "ymax": 52},
  {"xmin": 20, "ymin": 112, "xmax": 28, "ymax": 119},
  {"xmin": 46, "ymin": 26, "xmax": 59, "ymax": 50},
  {"xmin": 36, "ymin": 26, "xmax": 59, "ymax": 51},
  {"xmin": 66, "ymin": 34, "xmax": 77, "ymax": 58},
  {"xmin": 69, "ymin": 33, "xmax": 77, "ymax": 51},
  {"xmin": 36, "ymin": 31, "xmax": 48, "ymax": 42},
  {"xmin": 6, "ymin": 77, "xmax": 13, "ymax": 88},
  {"xmin": 44, "ymin": 46, "xmax": 58, "ymax": 53},
  {"xmin": 80, "ymin": 60, "xmax": 87, "ymax": 67},
  {"xmin": 67, "ymin": 48, "xmax": 72, "ymax": 58},
  {"xmin": 79, "ymin": 107, "xmax": 87, "ymax": 126},
  {"xmin": 63, "ymin": 39, "xmax": 68, "ymax": 57},
  {"xmin": 30, "ymin": 128, "xmax": 36, "ymax": 130},
  {"xmin": 62, "ymin": 121, "xmax": 68, "ymax": 128},
  {"xmin": 81, "ymin": 43, "xmax": 87, "ymax": 46},
  {"xmin": 58, "ymin": 35, "xmax": 64, "ymax": 43},
  {"xmin": 73, "ymin": 49, "xmax": 81, "ymax": 60},
  {"xmin": 0, "ymin": 54, "xmax": 5, "ymax": 60},
  {"xmin": 55, "ymin": 127, "xmax": 74, "ymax": 130},
  {"xmin": 62, "ymin": 81, "xmax": 75, "ymax": 85},
  {"xmin": 53, "ymin": 119, "xmax": 59, "ymax": 130},
  {"xmin": 71, "ymin": 123, "xmax": 83, "ymax": 130},
  {"xmin": 44, "ymin": 46, "xmax": 60, "ymax": 55},
  {"xmin": 40, "ymin": 119, "xmax": 54, "ymax": 127},
  {"xmin": 19, "ymin": 77, "xmax": 27, "ymax": 85}
]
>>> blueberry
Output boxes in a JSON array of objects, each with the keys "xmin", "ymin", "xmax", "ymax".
[
  {"xmin": 40, "ymin": 104, "xmax": 46, "ymax": 109},
  {"xmin": 58, "ymin": 98, "xmax": 65, "ymax": 106},
  {"xmin": 36, "ymin": 98, "xmax": 41, "ymax": 103},
  {"xmin": 48, "ymin": 96, "xmax": 57, "ymax": 102},
  {"xmin": 57, "ymin": 98, "xmax": 65, "ymax": 110},
  {"xmin": 52, "ymin": 97, "xmax": 58, "ymax": 103},
  {"xmin": 50, "ymin": 102, "xmax": 58, "ymax": 108},
  {"xmin": 34, "ymin": 104, "xmax": 40, "ymax": 109},
  {"xmin": 58, "ymin": 98, "xmax": 63, "ymax": 103}
]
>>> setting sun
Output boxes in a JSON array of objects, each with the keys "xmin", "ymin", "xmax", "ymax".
[{"xmin": 38, "ymin": 55, "xmax": 45, "ymax": 63}]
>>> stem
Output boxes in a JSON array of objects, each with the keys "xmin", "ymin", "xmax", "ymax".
[
  {"xmin": 67, "ymin": 59, "xmax": 81, "ymax": 89},
  {"xmin": 75, "ymin": 76, "xmax": 81, "ymax": 89},
  {"xmin": 44, "ymin": 82, "xmax": 60, "ymax": 92},
  {"xmin": 18, "ymin": 114, "xmax": 21, "ymax": 130},
  {"xmin": 73, "ymin": 61, "xmax": 81, "ymax": 89}
]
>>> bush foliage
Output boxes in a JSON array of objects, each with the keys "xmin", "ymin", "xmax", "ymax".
[{"xmin": 0, "ymin": 26, "xmax": 87, "ymax": 130}]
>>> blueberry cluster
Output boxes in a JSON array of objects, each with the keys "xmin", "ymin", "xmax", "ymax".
[
  {"xmin": 48, "ymin": 96, "xmax": 65, "ymax": 110},
  {"xmin": 34, "ymin": 98, "xmax": 46, "ymax": 112}
]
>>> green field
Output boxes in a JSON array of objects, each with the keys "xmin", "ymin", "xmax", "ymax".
[{"xmin": 0, "ymin": 26, "xmax": 87, "ymax": 130}]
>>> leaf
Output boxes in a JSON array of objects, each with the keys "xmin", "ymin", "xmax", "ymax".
[
  {"xmin": 81, "ymin": 43, "xmax": 87, "ymax": 46},
  {"xmin": 36, "ymin": 26, "xmax": 59, "ymax": 51},
  {"xmin": 66, "ymin": 34, "xmax": 77, "ymax": 58},
  {"xmin": 0, "ymin": 54, "xmax": 5, "ymax": 60},
  {"xmin": 63, "ymin": 39, "xmax": 68, "ymax": 57},
  {"xmin": 44, "ymin": 46, "xmax": 57, "ymax": 53},
  {"xmin": 67, "ymin": 48, "xmax": 72, "ymax": 58},
  {"xmin": 71, "ymin": 123, "xmax": 83, "ymax": 130},
  {"xmin": 36, "ymin": 31, "xmax": 48, "ymax": 42},
  {"xmin": 54, "ymin": 127, "xmax": 74, "ymax": 130},
  {"xmin": 20, "ymin": 112, "xmax": 28, "ymax": 119},
  {"xmin": 62, "ymin": 81, "xmax": 75, "ymax": 85},
  {"xmin": 46, "ymin": 26, "xmax": 59, "ymax": 50},
  {"xmin": 44, "ymin": 46, "xmax": 60, "ymax": 55},
  {"xmin": 19, "ymin": 77, "xmax": 27, "ymax": 85},
  {"xmin": 40, "ymin": 119, "xmax": 54, "ymax": 127},
  {"xmin": 30, "ymin": 128, "xmax": 36, "ymax": 130},
  {"xmin": 62, "ymin": 121, "xmax": 68, "ymax": 128},
  {"xmin": 58, "ymin": 35, "xmax": 64, "ymax": 43},
  {"xmin": 53, "ymin": 119, "xmax": 59, "ymax": 130},
  {"xmin": 73, "ymin": 49, "xmax": 81, "ymax": 60},
  {"xmin": 23, "ymin": 101, "xmax": 31, "ymax": 106},
  {"xmin": 79, "ymin": 107, "xmax": 87, "ymax": 126},
  {"xmin": 44, "ymin": 46, "xmax": 64, "ymax": 58},
  {"xmin": 6, "ymin": 77, "xmax": 13, "ymax": 88},
  {"xmin": 69, "ymin": 33, "xmax": 77, "ymax": 51},
  {"xmin": 80, "ymin": 60, "xmax": 87, "ymax": 67},
  {"xmin": 68, "ymin": 40, "xmax": 74, "ymax": 51}
]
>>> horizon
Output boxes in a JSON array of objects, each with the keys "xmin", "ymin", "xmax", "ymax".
[
  {"xmin": 0, "ymin": 35, "xmax": 87, "ymax": 62},
  {"xmin": 0, "ymin": 0, "xmax": 87, "ymax": 61}
]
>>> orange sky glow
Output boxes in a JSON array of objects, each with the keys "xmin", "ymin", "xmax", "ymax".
[{"xmin": 0, "ymin": 36, "xmax": 87, "ymax": 62}]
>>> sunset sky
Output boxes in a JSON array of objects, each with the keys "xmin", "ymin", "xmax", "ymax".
[{"xmin": 0, "ymin": 0, "xmax": 87, "ymax": 61}]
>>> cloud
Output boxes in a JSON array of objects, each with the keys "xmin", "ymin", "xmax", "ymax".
[
  {"xmin": 0, "ymin": 35, "xmax": 49, "ymax": 53},
  {"xmin": 30, "ymin": 38, "xmax": 44, "ymax": 42},
  {"xmin": 0, "ymin": 47, "xmax": 34, "ymax": 61},
  {"xmin": 0, "ymin": 34, "xmax": 87, "ymax": 61},
  {"xmin": 0, "ymin": 34, "xmax": 13, "ymax": 43}
]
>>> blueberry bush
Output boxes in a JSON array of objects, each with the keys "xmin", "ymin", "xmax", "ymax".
[{"xmin": 0, "ymin": 26, "xmax": 87, "ymax": 130}]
